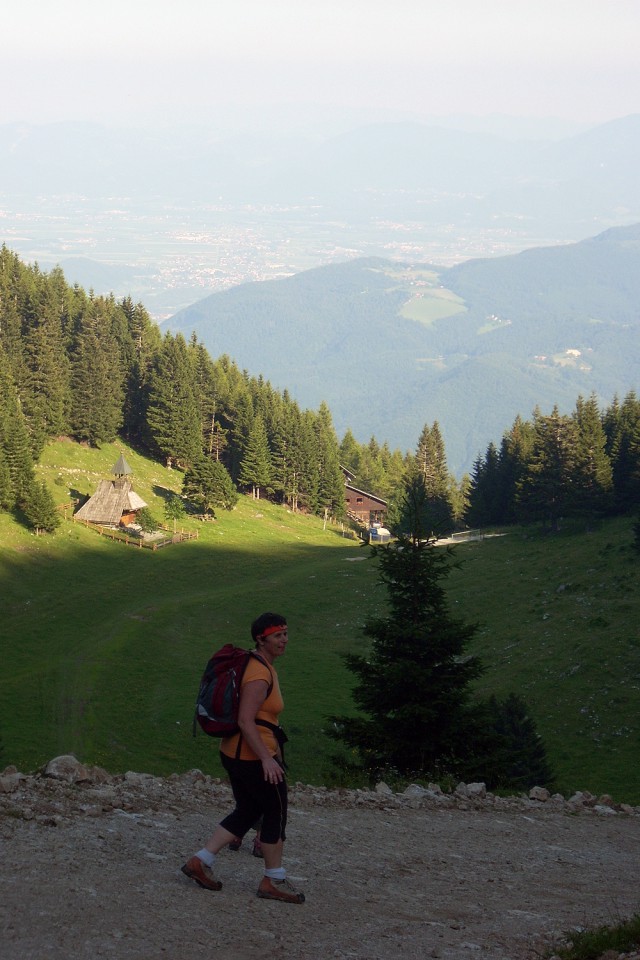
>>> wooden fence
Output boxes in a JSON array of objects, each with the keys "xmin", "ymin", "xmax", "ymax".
[{"xmin": 67, "ymin": 513, "xmax": 199, "ymax": 550}]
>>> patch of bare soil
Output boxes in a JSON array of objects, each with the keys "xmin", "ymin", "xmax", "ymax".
[{"xmin": 2, "ymin": 758, "xmax": 640, "ymax": 960}]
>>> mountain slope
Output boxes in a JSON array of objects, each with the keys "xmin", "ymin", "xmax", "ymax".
[{"xmin": 165, "ymin": 225, "xmax": 640, "ymax": 474}]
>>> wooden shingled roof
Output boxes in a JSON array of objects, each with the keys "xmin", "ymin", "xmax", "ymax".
[
  {"xmin": 74, "ymin": 454, "xmax": 147, "ymax": 525},
  {"xmin": 112, "ymin": 453, "xmax": 133, "ymax": 477},
  {"xmin": 74, "ymin": 478, "xmax": 148, "ymax": 525}
]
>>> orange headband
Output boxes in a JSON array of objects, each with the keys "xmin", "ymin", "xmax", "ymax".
[{"xmin": 260, "ymin": 624, "xmax": 286, "ymax": 638}]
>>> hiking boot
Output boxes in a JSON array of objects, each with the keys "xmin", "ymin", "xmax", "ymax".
[
  {"xmin": 228, "ymin": 837, "xmax": 242, "ymax": 852},
  {"xmin": 181, "ymin": 856, "xmax": 222, "ymax": 891},
  {"xmin": 257, "ymin": 876, "xmax": 305, "ymax": 904},
  {"xmin": 252, "ymin": 837, "xmax": 263, "ymax": 858}
]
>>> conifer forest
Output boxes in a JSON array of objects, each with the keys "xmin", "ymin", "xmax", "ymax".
[{"xmin": 1, "ymin": 245, "xmax": 639, "ymax": 535}]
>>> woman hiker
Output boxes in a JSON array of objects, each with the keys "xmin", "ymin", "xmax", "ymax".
[{"xmin": 181, "ymin": 612, "xmax": 305, "ymax": 904}]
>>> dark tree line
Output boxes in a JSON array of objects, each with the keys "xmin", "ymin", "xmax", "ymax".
[
  {"xmin": 465, "ymin": 393, "xmax": 640, "ymax": 530},
  {"xmin": 0, "ymin": 247, "xmax": 405, "ymax": 527}
]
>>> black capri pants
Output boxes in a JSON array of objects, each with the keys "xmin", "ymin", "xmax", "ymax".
[{"xmin": 219, "ymin": 753, "xmax": 287, "ymax": 845}]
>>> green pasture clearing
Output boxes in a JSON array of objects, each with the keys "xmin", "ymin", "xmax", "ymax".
[
  {"xmin": 1, "ymin": 439, "xmax": 382, "ymax": 785},
  {"xmin": 1, "ymin": 440, "xmax": 639, "ymax": 802},
  {"xmin": 400, "ymin": 288, "xmax": 467, "ymax": 326}
]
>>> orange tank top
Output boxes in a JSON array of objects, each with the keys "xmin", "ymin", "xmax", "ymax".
[{"xmin": 220, "ymin": 655, "xmax": 284, "ymax": 760}]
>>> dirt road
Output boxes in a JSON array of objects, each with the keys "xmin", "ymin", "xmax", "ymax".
[{"xmin": 2, "ymin": 761, "xmax": 639, "ymax": 960}]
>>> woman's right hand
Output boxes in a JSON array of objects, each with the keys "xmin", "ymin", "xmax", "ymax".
[{"xmin": 262, "ymin": 756, "xmax": 284, "ymax": 784}]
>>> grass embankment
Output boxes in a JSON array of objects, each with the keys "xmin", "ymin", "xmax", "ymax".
[
  {"xmin": 1, "ymin": 438, "xmax": 639, "ymax": 801},
  {"xmin": 446, "ymin": 520, "xmax": 639, "ymax": 802}
]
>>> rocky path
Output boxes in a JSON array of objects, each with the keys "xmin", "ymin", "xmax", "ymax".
[{"xmin": 2, "ymin": 757, "xmax": 640, "ymax": 960}]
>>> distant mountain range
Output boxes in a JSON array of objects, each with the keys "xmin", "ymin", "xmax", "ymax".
[
  {"xmin": 164, "ymin": 224, "xmax": 640, "ymax": 475},
  {"xmin": 1, "ymin": 114, "xmax": 639, "ymax": 237}
]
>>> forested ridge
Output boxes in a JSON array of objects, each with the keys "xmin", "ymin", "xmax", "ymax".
[
  {"xmin": 0, "ymin": 246, "xmax": 409, "ymax": 531},
  {"xmin": 1, "ymin": 245, "xmax": 639, "ymax": 536}
]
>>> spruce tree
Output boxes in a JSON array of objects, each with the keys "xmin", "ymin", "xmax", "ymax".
[
  {"xmin": 572, "ymin": 394, "xmax": 613, "ymax": 521},
  {"xmin": 146, "ymin": 333, "xmax": 202, "ymax": 467},
  {"xmin": 0, "ymin": 346, "xmax": 35, "ymax": 508},
  {"xmin": 329, "ymin": 470, "xmax": 487, "ymax": 781},
  {"xmin": 497, "ymin": 415, "xmax": 535, "ymax": 524},
  {"xmin": 118, "ymin": 297, "xmax": 162, "ymax": 445},
  {"xmin": 22, "ymin": 477, "xmax": 60, "ymax": 534},
  {"xmin": 21, "ymin": 297, "xmax": 71, "ymax": 455},
  {"xmin": 517, "ymin": 407, "xmax": 579, "ymax": 529},
  {"xmin": 314, "ymin": 402, "xmax": 346, "ymax": 519},
  {"xmin": 238, "ymin": 413, "xmax": 272, "ymax": 499},
  {"xmin": 69, "ymin": 301, "xmax": 124, "ymax": 446},
  {"xmin": 413, "ymin": 421, "xmax": 454, "ymax": 534},
  {"xmin": 605, "ymin": 391, "xmax": 640, "ymax": 512},
  {"xmin": 183, "ymin": 457, "xmax": 238, "ymax": 515},
  {"xmin": 0, "ymin": 449, "xmax": 13, "ymax": 510},
  {"xmin": 481, "ymin": 694, "xmax": 554, "ymax": 791}
]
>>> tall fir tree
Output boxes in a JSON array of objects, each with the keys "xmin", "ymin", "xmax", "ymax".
[
  {"xmin": 22, "ymin": 477, "xmax": 61, "ymax": 534},
  {"xmin": 414, "ymin": 421, "xmax": 454, "ymax": 534},
  {"xmin": 69, "ymin": 299, "xmax": 124, "ymax": 446},
  {"xmin": 329, "ymin": 469, "xmax": 486, "ymax": 781},
  {"xmin": 604, "ymin": 391, "xmax": 640, "ymax": 512},
  {"xmin": 146, "ymin": 333, "xmax": 202, "ymax": 467},
  {"xmin": 0, "ymin": 343, "xmax": 35, "ymax": 509},
  {"xmin": 238, "ymin": 414, "xmax": 272, "ymax": 499},
  {"xmin": 20, "ymin": 282, "xmax": 71, "ymax": 455},
  {"xmin": 182, "ymin": 457, "xmax": 238, "ymax": 515},
  {"xmin": 313, "ymin": 402, "xmax": 346, "ymax": 519},
  {"xmin": 572, "ymin": 393, "xmax": 613, "ymax": 521},
  {"xmin": 517, "ymin": 406, "xmax": 580, "ymax": 529}
]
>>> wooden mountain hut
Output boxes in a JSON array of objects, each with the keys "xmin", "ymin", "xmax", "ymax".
[
  {"xmin": 344, "ymin": 483, "xmax": 388, "ymax": 526},
  {"xmin": 74, "ymin": 454, "xmax": 148, "ymax": 528},
  {"xmin": 340, "ymin": 465, "xmax": 388, "ymax": 527}
]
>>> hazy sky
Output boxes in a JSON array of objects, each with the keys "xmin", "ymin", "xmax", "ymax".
[{"xmin": 2, "ymin": 0, "xmax": 639, "ymax": 127}]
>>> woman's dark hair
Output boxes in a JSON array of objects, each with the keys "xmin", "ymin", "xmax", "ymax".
[{"xmin": 251, "ymin": 611, "xmax": 287, "ymax": 643}]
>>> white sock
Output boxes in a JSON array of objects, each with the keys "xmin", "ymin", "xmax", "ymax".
[
  {"xmin": 265, "ymin": 867, "xmax": 286, "ymax": 882},
  {"xmin": 196, "ymin": 848, "xmax": 215, "ymax": 868}
]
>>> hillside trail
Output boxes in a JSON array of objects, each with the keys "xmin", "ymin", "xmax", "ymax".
[{"xmin": 2, "ymin": 760, "xmax": 640, "ymax": 960}]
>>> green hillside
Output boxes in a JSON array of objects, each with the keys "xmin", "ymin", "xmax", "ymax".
[
  {"xmin": 165, "ymin": 225, "xmax": 640, "ymax": 475},
  {"xmin": 1, "ymin": 439, "xmax": 639, "ymax": 802}
]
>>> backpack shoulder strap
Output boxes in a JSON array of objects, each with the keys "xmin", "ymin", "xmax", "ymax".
[
  {"xmin": 248, "ymin": 650, "xmax": 274, "ymax": 697},
  {"xmin": 233, "ymin": 652, "xmax": 276, "ymax": 760}
]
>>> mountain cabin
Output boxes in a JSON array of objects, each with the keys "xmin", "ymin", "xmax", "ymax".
[{"xmin": 74, "ymin": 454, "xmax": 148, "ymax": 528}]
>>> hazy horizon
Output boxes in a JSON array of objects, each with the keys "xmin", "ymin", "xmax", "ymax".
[{"xmin": 3, "ymin": 1, "xmax": 639, "ymax": 130}]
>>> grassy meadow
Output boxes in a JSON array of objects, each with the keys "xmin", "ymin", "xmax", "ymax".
[{"xmin": 1, "ymin": 438, "xmax": 639, "ymax": 802}]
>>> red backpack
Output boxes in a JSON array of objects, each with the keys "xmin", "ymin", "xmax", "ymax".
[{"xmin": 192, "ymin": 644, "xmax": 273, "ymax": 738}]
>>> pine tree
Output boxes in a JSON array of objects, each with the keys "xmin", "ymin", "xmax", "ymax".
[
  {"xmin": 497, "ymin": 415, "xmax": 535, "ymax": 524},
  {"xmin": 605, "ymin": 391, "xmax": 640, "ymax": 513},
  {"xmin": 572, "ymin": 394, "xmax": 613, "ymax": 521},
  {"xmin": 117, "ymin": 297, "xmax": 161, "ymax": 446},
  {"xmin": 517, "ymin": 407, "xmax": 579, "ymax": 529},
  {"xmin": 465, "ymin": 443, "xmax": 501, "ymax": 527},
  {"xmin": 146, "ymin": 333, "xmax": 202, "ymax": 467},
  {"xmin": 183, "ymin": 457, "xmax": 238, "ymax": 515},
  {"xmin": 329, "ymin": 471, "xmax": 487, "ymax": 781},
  {"xmin": 21, "ymin": 285, "xmax": 71, "ymax": 455},
  {"xmin": 69, "ymin": 300, "xmax": 124, "ymax": 446},
  {"xmin": 238, "ymin": 414, "xmax": 272, "ymax": 498},
  {"xmin": 481, "ymin": 694, "xmax": 554, "ymax": 791},
  {"xmin": 271, "ymin": 399, "xmax": 303, "ymax": 509},
  {"xmin": 22, "ymin": 477, "xmax": 60, "ymax": 534},
  {"xmin": 338, "ymin": 429, "xmax": 362, "ymax": 476},
  {"xmin": 0, "ymin": 345, "xmax": 35, "ymax": 508},
  {"xmin": 314, "ymin": 402, "xmax": 345, "ymax": 519},
  {"xmin": 0, "ymin": 448, "xmax": 13, "ymax": 510},
  {"xmin": 414, "ymin": 421, "xmax": 454, "ymax": 534}
]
